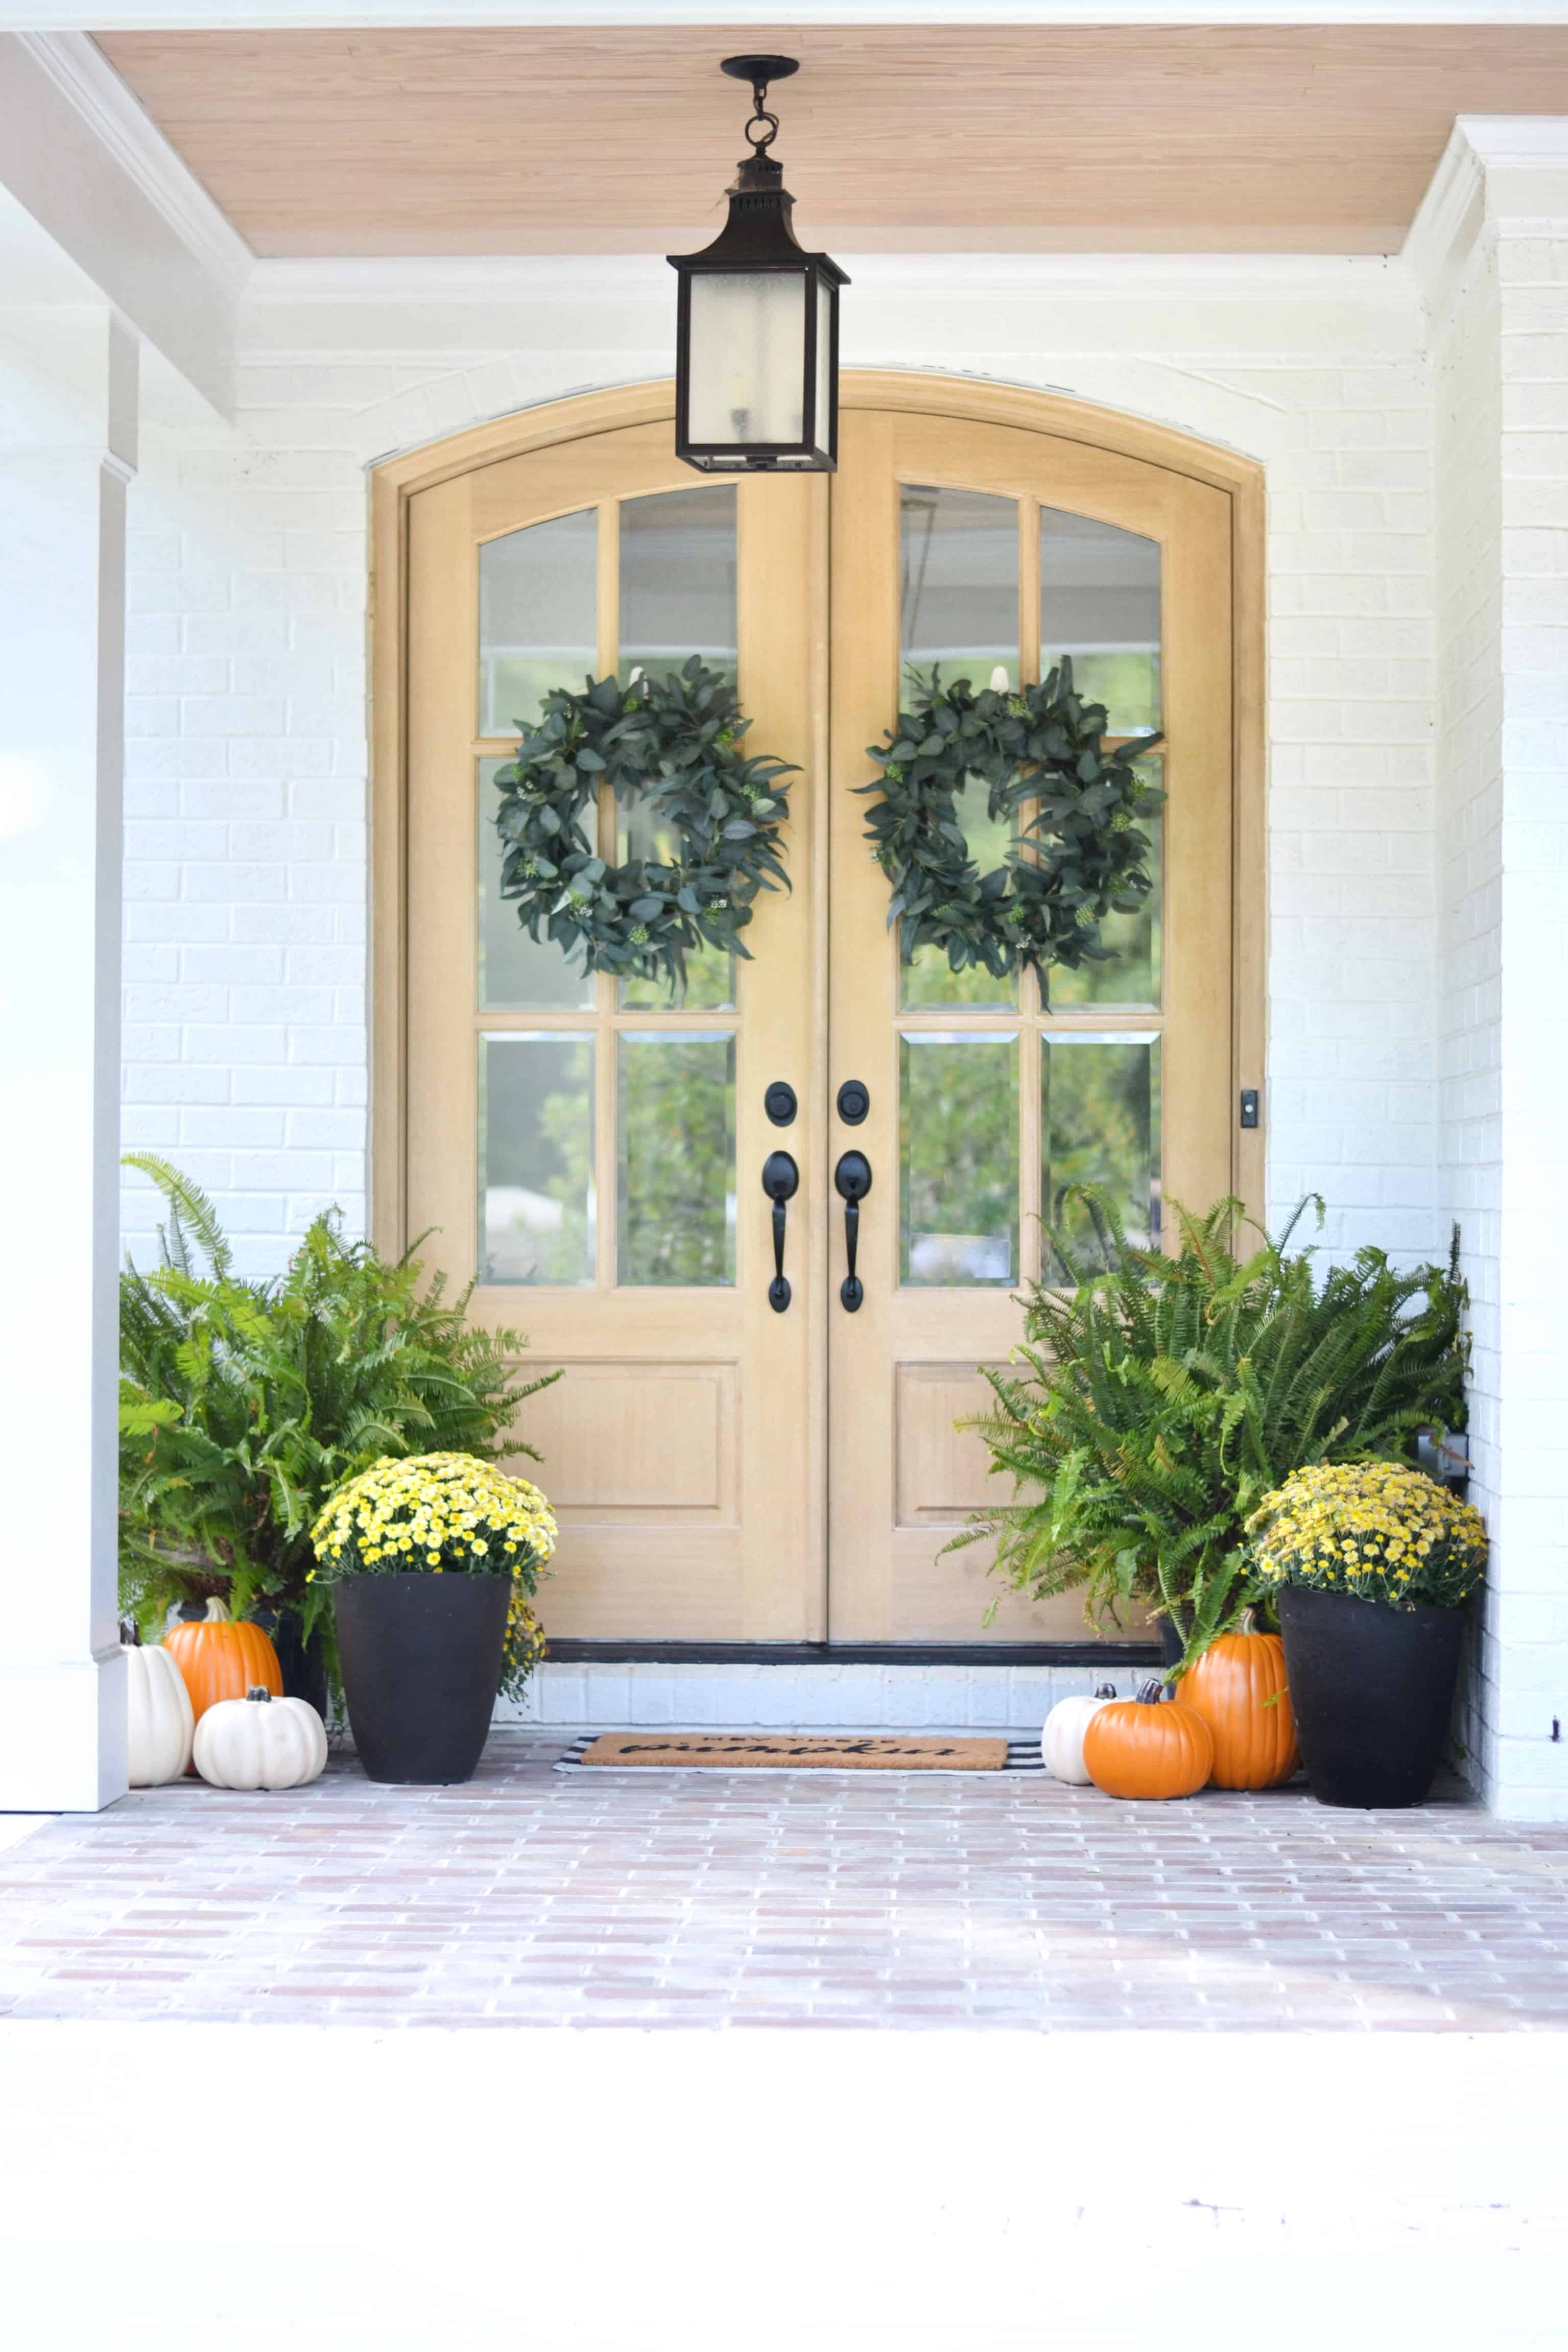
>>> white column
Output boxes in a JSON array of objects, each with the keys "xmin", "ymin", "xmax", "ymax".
[
  {"xmin": 0, "ymin": 305, "xmax": 134, "ymax": 1809},
  {"xmin": 1422, "ymin": 118, "xmax": 1568, "ymax": 1821}
]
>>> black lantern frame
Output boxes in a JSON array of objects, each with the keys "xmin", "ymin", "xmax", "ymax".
[{"xmin": 668, "ymin": 56, "xmax": 848, "ymax": 474}]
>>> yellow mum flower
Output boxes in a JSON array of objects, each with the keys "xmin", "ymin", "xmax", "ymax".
[{"xmin": 1245, "ymin": 1458, "xmax": 1486, "ymax": 1612}]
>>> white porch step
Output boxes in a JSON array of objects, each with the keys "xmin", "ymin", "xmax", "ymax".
[{"xmin": 497, "ymin": 1657, "xmax": 1146, "ymax": 1732}]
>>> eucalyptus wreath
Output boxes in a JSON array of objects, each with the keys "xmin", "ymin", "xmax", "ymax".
[
  {"xmin": 493, "ymin": 657, "xmax": 795, "ymax": 996},
  {"xmin": 859, "ymin": 658, "xmax": 1164, "ymax": 996}
]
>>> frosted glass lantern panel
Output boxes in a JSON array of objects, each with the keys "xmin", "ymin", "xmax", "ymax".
[
  {"xmin": 478, "ymin": 508, "xmax": 598, "ymax": 737},
  {"xmin": 479, "ymin": 1034, "xmax": 596, "ymax": 1286},
  {"xmin": 814, "ymin": 278, "xmax": 833, "ymax": 455},
  {"xmin": 686, "ymin": 272, "xmax": 806, "ymax": 448},
  {"xmin": 1040, "ymin": 507, "xmax": 1161, "ymax": 735}
]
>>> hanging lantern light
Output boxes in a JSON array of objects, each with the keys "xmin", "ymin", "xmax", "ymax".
[{"xmin": 668, "ymin": 55, "xmax": 848, "ymax": 473}]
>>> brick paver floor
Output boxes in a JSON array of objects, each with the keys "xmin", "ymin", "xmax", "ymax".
[{"xmin": 1, "ymin": 1731, "xmax": 1565, "ymax": 2029}]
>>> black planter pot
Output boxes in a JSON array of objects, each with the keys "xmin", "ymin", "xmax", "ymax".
[
  {"xmin": 333, "ymin": 1573, "xmax": 510, "ymax": 1785},
  {"xmin": 1277, "ymin": 1583, "xmax": 1467, "ymax": 1809},
  {"xmin": 254, "ymin": 1607, "xmax": 329, "ymax": 1719},
  {"xmin": 1157, "ymin": 1609, "xmax": 1192, "ymax": 1670}
]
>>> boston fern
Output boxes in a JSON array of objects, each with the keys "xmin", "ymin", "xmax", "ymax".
[
  {"xmin": 953, "ymin": 1191, "xmax": 1469, "ymax": 1670},
  {"xmin": 119, "ymin": 1157, "xmax": 558, "ymax": 1645}
]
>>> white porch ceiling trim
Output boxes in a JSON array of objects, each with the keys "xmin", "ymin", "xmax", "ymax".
[
  {"xmin": 0, "ymin": 31, "xmax": 250, "ymax": 412},
  {"xmin": 242, "ymin": 250, "xmax": 1416, "ymax": 308},
  {"xmin": 20, "ymin": 31, "xmax": 251, "ymax": 301},
  {"xmin": 235, "ymin": 251, "xmax": 1420, "ymax": 383}
]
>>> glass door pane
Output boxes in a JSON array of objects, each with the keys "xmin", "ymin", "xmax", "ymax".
[
  {"xmin": 618, "ymin": 486, "xmax": 740, "ymax": 1010},
  {"xmin": 1040, "ymin": 506, "xmax": 1160, "ymax": 735},
  {"xmin": 479, "ymin": 1033, "xmax": 596, "ymax": 1285},
  {"xmin": 479, "ymin": 506, "xmax": 598, "ymax": 733},
  {"xmin": 617, "ymin": 1032, "xmax": 737, "ymax": 1286},
  {"xmin": 478, "ymin": 512, "xmax": 600, "ymax": 1013},
  {"xmin": 897, "ymin": 483, "xmax": 1020, "ymax": 1011},
  {"xmin": 899, "ymin": 1031, "xmax": 1019, "ymax": 1286},
  {"xmin": 1042, "ymin": 1033, "xmax": 1162, "ymax": 1272},
  {"xmin": 619, "ymin": 485, "xmax": 738, "ymax": 686}
]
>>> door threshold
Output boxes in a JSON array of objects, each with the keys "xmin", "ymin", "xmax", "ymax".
[{"xmin": 544, "ymin": 1639, "xmax": 1161, "ymax": 1668}]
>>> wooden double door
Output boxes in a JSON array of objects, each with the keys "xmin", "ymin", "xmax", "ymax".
[{"xmin": 401, "ymin": 383, "xmax": 1238, "ymax": 1646}]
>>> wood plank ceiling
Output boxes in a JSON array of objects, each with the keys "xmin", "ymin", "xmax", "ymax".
[{"xmin": 97, "ymin": 24, "xmax": 1568, "ymax": 258}]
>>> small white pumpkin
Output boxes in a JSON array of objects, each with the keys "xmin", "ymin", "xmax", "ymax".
[
  {"xmin": 1041, "ymin": 1683, "xmax": 1119, "ymax": 1784},
  {"xmin": 123, "ymin": 1633, "xmax": 195, "ymax": 1786},
  {"xmin": 193, "ymin": 1686, "xmax": 327, "ymax": 1791}
]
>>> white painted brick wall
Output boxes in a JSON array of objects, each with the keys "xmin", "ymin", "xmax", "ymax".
[
  {"xmin": 120, "ymin": 256, "xmax": 1443, "ymax": 1274},
  {"xmin": 123, "ymin": 402, "xmax": 370, "ymax": 1267}
]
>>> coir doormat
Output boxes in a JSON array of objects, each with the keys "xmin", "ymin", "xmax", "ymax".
[{"xmin": 558, "ymin": 1733, "xmax": 1041, "ymax": 1774}]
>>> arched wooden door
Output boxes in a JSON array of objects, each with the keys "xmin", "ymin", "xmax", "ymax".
[{"xmin": 387, "ymin": 377, "xmax": 1254, "ymax": 1649}]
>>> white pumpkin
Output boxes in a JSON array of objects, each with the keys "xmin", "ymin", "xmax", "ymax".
[
  {"xmin": 193, "ymin": 1686, "xmax": 327, "ymax": 1791},
  {"xmin": 123, "ymin": 1636, "xmax": 195, "ymax": 1786},
  {"xmin": 1041, "ymin": 1683, "xmax": 1119, "ymax": 1784}
]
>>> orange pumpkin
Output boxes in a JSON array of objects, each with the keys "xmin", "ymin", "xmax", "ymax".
[
  {"xmin": 1081, "ymin": 1679, "xmax": 1214, "ymax": 1801},
  {"xmin": 163, "ymin": 1599, "xmax": 282, "ymax": 1730},
  {"xmin": 1177, "ymin": 1608, "xmax": 1299, "ymax": 1790}
]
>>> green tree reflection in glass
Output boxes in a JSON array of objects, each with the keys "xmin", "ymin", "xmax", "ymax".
[
  {"xmin": 1043, "ymin": 1034, "xmax": 1161, "ymax": 1278},
  {"xmin": 899, "ymin": 1032, "xmax": 1018, "ymax": 1286},
  {"xmin": 618, "ymin": 1032, "xmax": 736, "ymax": 1286},
  {"xmin": 479, "ymin": 1035, "xmax": 596, "ymax": 1285},
  {"xmin": 1050, "ymin": 762, "xmax": 1162, "ymax": 1011}
]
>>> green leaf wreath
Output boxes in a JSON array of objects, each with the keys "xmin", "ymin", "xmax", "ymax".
[
  {"xmin": 859, "ymin": 658, "xmax": 1163, "ymax": 998},
  {"xmin": 493, "ymin": 657, "xmax": 795, "ymax": 997}
]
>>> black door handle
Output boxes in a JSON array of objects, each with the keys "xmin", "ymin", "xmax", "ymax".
[
  {"xmin": 835, "ymin": 1150, "xmax": 872, "ymax": 1311},
  {"xmin": 762, "ymin": 1150, "xmax": 799, "ymax": 1312}
]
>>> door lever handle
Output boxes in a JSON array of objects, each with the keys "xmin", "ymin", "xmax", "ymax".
[
  {"xmin": 835, "ymin": 1150, "xmax": 872, "ymax": 1312},
  {"xmin": 762, "ymin": 1150, "xmax": 799, "ymax": 1313}
]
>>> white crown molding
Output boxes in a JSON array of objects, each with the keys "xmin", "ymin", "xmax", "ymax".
[
  {"xmin": 17, "ymin": 31, "xmax": 252, "ymax": 301},
  {"xmin": 244, "ymin": 255, "xmax": 670, "ymax": 305},
  {"xmin": 1405, "ymin": 117, "xmax": 1568, "ymax": 325},
  {"xmin": 1453, "ymin": 114, "xmax": 1568, "ymax": 172},
  {"xmin": 1403, "ymin": 125, "xmax": 1488, "ymax": 325}
]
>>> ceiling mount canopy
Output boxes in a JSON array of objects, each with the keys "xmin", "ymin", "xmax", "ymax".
[{"xmin": 668, "ymin": 54, "xmax": 848, "ymax": 474}]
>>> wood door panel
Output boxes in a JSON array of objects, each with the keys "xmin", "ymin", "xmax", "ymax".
[
  {"xmin": 405, "ymin": 424, "xmax": 825, "ymax": 1643},
  {"xmin": 888, "ymin": 1531, "xmax": 1151, "ymax": 1645},
  {"xmin": 396, "ymin": 384, "xmax": 1247, "ymax": 1655},
  {"xmin": 894, "ymin": 1365, "xmax": 1007, "ymax": 1525},
  {"xmin": 521, "ymin": 1361, "xmax": 737, "ymax": 1523},
  {"xmin": 828, "ymin": 405, "xmax": 1237, "ymax": 1645},
  {"xmin": 532, "ymin": 1534, "xmax": 747, "ymax": 1641}
]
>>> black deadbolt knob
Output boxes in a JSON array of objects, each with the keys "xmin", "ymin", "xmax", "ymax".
[
  {"xmin": 764, "ymin": 1080, "xmax": 797, "ymax": 1127},
  {"xmin": 836, "ymin": 1079, "xmax": 870, "ymax": 1126}
]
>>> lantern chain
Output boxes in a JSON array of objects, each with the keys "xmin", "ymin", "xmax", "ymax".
[{"xmin": 743, "ymin": 70, "xmax": 780, "ymax": 154}]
